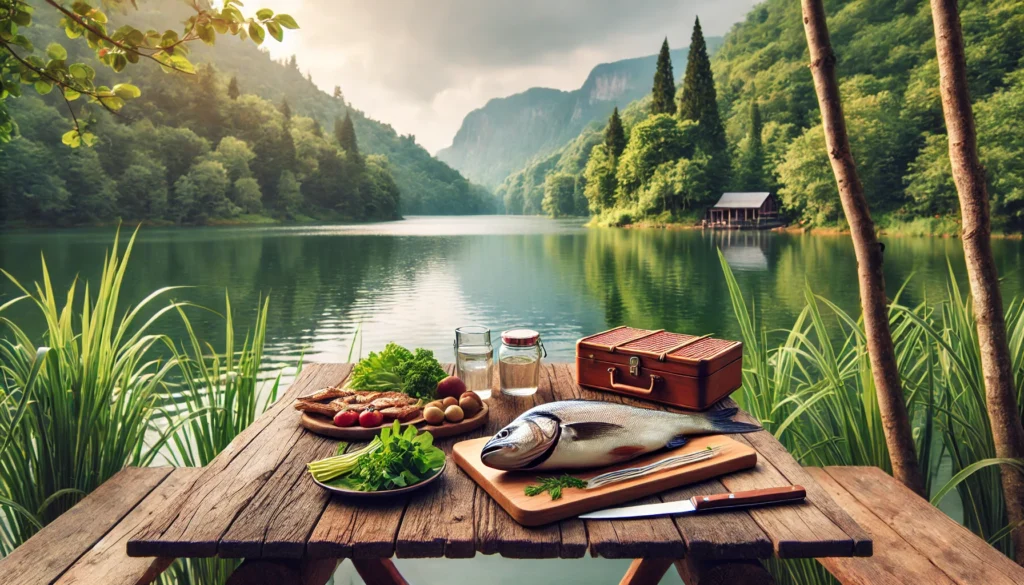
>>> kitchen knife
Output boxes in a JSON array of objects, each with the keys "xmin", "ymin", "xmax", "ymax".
[{"xmin": 578, "ymin": 485, "xmax": 806, "ymax": 520}]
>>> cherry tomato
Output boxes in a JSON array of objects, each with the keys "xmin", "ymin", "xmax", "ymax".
[
  {"xmin": 359, "ymin": 409, "xmax": 384, "ymax": 428},
  {"xmin": 333, "ymin": 410, "xmax": 358, "ymax": 427}
]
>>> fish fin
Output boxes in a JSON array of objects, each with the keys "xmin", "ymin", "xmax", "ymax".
[
  {"xmin": 609, "ymin": 445, "xmax": 647, "ymax": 457},
  {"xmin": 710, "ymin": 420, "xmax": 762, "ymax": 434},
  {"xmin": 563, "ymin": 421, "xmax": 624, "ymax": 441},
  {"xmin": 706, "ymin": 407, "xmax": 739, "ymax": 420},
  {"xmin": 665, "ymin": 434, "xmax": 689, "ymax": 449}
]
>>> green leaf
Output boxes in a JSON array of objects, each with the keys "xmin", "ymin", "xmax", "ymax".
[
  {"xmin": 266, "ymin": 21, "xmax": 283, "ymax": 42},
  {"xmin": 81, "ymin": 132, "xmax": 96, "ymax": 147},
  {"xmin": 13, "ymin": 10, "xmax": 32, "ymax": 26},
  {"xmin": 13, "ymin": 35, "xmax": 33, "ymax": 51},
  {"xmin": 64, "ymin": 88, "xmax": 81, "ymax": 101},
  {"xmin": 275, "ymin": 14, "xmax": 299, "ymax": 29},
  {"xmin": 62, "ymin": 129, "xmax": 82, "ymax": 147},
  {"xmin": 69, "ymin": 63, "xmax": 93, "ymax": 80},
  {"xmin": 931, "ymin": 458, "xmax": 1024, "ymax": 507},
  {"xmin": 34, "ymin": 80, "xmax": 53, "ymax": 95},
  {"xmin": 255, "ymin": 8, "xmax": 274, "ymax": 20},
  {"xmin": 112, "ymin": 83, "xmax": 141, "ymax": 99},
  {"xmin": 247, "ymin": 22, "xmax": 264, "ymax": 45},
  {"xmin": 46, "ymin": 43, "xmax": 68, "ymax": 61}
]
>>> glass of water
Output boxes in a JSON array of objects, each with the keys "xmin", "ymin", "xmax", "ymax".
[{"xmin": 454, "ymin": 326, "xmax": 494, "ymax": 399}]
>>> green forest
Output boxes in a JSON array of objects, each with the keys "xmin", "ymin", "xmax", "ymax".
[
  {"xmin": 499, "ymin": 0, "xmax": 1024, "ymax": 232},
  {"xmin": 0, "ymin": 0, "xmax": 496, "ymax": 227}
]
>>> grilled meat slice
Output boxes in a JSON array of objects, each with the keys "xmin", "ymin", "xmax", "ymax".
[
  {"xmin": 294, "ymin": 401, "xmax": 341, "ymax": 418},
  {"xmin": 297, "ymin": 386, "xmax": 351, "ymax": 403},
  {"xmin": 380, "ymin": 405, "xmax": 422, "ymax": 422}
]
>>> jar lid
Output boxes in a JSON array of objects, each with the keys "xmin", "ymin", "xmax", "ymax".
[{"xmin": 502, "ymin": 329, "xmax": 540, "ymax": 347}]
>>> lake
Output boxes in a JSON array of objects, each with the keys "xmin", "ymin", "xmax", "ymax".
[{"xmin": 2, "ymin": 216, "xmax": 1022, "ymax": 583}]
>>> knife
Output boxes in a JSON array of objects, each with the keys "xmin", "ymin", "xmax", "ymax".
[{"xmin": 578, "ymin": 485, "xmax": 806, "ymax": 520}]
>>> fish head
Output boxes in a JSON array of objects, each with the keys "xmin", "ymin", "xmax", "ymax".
[{"xmin": 480, "ymin": 412, "xmax": 561, "ymax": 470}]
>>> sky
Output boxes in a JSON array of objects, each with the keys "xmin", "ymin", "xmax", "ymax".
[{"xmin": 256, "ymin": 0, "xmax": 761, "ymax": 153}]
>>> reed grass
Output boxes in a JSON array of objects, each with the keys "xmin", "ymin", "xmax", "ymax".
[{"xmin": 718, "ymin": 249, "xmax": 1024, "ymax": 583}]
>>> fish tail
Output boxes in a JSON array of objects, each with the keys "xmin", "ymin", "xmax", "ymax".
[{"xmin": 705, "ymin": 407, "xmax": 739, "ymax": 421}]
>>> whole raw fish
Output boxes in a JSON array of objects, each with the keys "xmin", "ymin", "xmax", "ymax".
[{"xmin": 480, "ymin": 400, "xmax": 761, "ymax": 471}]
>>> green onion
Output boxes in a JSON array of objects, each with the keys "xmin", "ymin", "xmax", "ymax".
[{"xmin": 307, "ymin": 438, "xmax": 383, "ymax": 482}]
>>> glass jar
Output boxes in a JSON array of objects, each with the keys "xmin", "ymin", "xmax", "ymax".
[
  {"xmin": 499, "ymin": 329, "xmax": 545, "ymax": 397},
  {"xmin": 454, "ymin": 326, "xmax": 494, "ymax": 399}
]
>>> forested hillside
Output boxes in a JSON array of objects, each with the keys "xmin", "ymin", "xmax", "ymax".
[
  {"xmin": 437, "ymin": 42, "xmax": 721, "ymax": 190},
  {"xmin": 0, "ymin": 1, "xmax": 494, "ymax": 227},
  {"xmin": 503, "ymin": 0, "xmax": 1024, "ymax": 232}
]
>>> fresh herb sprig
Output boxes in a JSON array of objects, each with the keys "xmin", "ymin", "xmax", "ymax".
[
  {"xmin": 345, "ymin": 420, "xmax": 446, "ymax": 491},
  {"xmin": 524, "ymin": 474, "xmax": 587, "ymax": 500}
]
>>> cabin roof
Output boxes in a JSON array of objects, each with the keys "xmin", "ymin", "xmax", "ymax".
[{"xmin": 712, "ymin": 192, "xmax": 772, "ymax": 209}]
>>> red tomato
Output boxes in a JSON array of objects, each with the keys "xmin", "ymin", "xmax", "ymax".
[
  {"xmin": 333, "ymin": 410, "xmax": 358, "ymax": 427},
  {"xmin": 359, "ymin": 409, "xmax": 384, "ymax": 428}
]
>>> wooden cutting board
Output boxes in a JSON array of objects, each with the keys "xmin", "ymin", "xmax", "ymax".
[{"xmin": 452, "ymin": 434, "xmax": 756, "ymax": 526}]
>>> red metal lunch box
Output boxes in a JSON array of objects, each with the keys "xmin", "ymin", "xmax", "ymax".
[{"xmin": 575, "ymin": 327, "xmax": 743, "ymax": 410}]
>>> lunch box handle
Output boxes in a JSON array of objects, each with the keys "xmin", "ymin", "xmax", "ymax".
[{"xmin": 607, "ymin": 367, "xmax": 661, "ymax": 396}]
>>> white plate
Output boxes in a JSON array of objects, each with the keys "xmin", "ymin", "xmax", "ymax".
[{"xmin": 312, "ymin": 460, "xmax": 446, "ymax": 498}]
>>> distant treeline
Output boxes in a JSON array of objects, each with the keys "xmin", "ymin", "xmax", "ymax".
[{"xmin": 499, "ymin": 0, "xmax": 1024, "ymax": 232}]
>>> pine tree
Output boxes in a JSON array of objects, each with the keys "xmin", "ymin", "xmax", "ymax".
[
  {"xmin": 227, "ymin": 76, "xmax": 240, "ymax": 100},
  {"xmin": 333, "ymin": 86, "xmax": 344, "ymax": 102},
  {"xmin": 604, "ymin": 107, "xmax": 627, "ymax": 158},
  {"xmin": 679, "ymin": 17, "xmax": 729, "ymax": 194},
  {"xmin": 288, "ymin": 54, "xmax": 298, "ymax": 70},
  {"xmin": 279, "ymin": 98, "xmax": 292, "ymax": 122},
  {"xmin": 651, "ymin": 38, "xmax": 676, "ymax": 115},
  {"xmin": 737, "ymin": 93, "xmax": 765, "ymax": 190},
  {"xmin": 336, "ymin": 112, "xmax": 361, "ymax": 162}
]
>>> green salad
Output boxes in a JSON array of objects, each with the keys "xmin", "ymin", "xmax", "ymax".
[
  {"xmin": 308, "ymin": 421, "xmax": 445, "ymax": 491},
  {"xmin": 347, "ymin": 343, "xmax": 447, "ymax": 401}
]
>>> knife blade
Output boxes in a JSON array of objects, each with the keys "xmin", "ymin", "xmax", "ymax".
[{"xmin": 578, "ymin": 485, "xmax": 806, "ymax": 520}]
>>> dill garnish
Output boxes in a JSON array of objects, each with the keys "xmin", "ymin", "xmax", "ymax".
[{"xmin": 524, "ymin": 474, "xmax": 587, "ymax": 500}]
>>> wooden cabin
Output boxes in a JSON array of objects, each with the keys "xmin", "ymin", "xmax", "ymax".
[{"xmin": 705, "ymin": 192, "xmax": 782, "ymax": 229}]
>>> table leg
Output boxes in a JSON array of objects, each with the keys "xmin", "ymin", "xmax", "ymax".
[
  {"xmin": 674, "ymin": 558, "xmax": 774, "ymax": 585},
  {"xmin": 351, "ymin": 558, "xmax": 409, "ymax": 585},
  {"xmin": 225, "ymin": 558, "xmax": 338, "ymax": 585},
  {"xmin": 620, "ymin": 558, "xmax": 674, "ymax": 585}
]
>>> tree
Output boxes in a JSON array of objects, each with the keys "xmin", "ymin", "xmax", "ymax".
[
  {"xmin": 736, "ymin": 94, "xmax": 766, "ymax": 191},
  {"xmin": 583, "ymin": 145, "xmax": 618, "ymax": 213},
  {"xmin": 279, "ymin": 98, "xmax": 292, "ymax": 122},
  {"xmin": 679, "ymin": 17, "xmax": 729, "ymax": 194},
  {"xmin": 208, "ymin": 136, "xmax": 256, "ymax": 182},
  {"xmin": 117, "ymin": 159, "xmax": 168, "ymax": 219},
  {"xmin": 604, "ymin": 107, "xmax": 627, "ymax": 159},
  {"xmin": 651, "ymin": 38, "xmax": 677, "ymax": 116},
  {"xmin": 336, "ymin": 112, "xmax": 361, "ymax": 161},
  {"xmin": 800, "ymin": 0, "xmax": 926, "ymax": 496},
  {"xmin": 616, "ymin": 115, "xmax": 695, "ymax": 197},
  {"xmin": 278, "ymin": 170, "xmax": 303, "ymax": 215},
  {"xmin": 287, "ymin": 54, "xmax": 299, "ymax": 70},
  {"xmin": 542, "ymin": 173, "xmax": 577, "ymax": 218},
  {"xmin": 930, "ymin": 0, "xmax": 1024, "ymax": 560},
  {"xmin": 233, "ymin": 177, "xmax": 263, "ymax": 213},
  {"xmin": 0, "ymin": 0, "xmax": 298, "ymax": 145},
  {"xmin": 333, "ymin": 86, "xmax": 344, "ymax": 102},
  {"xmin": 228, "ymin": 76, "xmax": 240, "ymax": 100}
]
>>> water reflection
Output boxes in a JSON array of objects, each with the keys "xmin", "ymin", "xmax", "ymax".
[{"xmin": 2, "ymin": 218, "xmax": 1022, "ymax": 370}]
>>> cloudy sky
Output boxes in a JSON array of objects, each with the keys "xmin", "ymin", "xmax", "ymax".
[{"xmin": 257, "ymin": 0, "xmax": 760, "ymax": 153}]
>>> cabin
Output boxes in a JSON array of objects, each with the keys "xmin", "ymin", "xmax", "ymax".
[{"xmin": 705, "ymin": 192, "xmax": 782, "ymax": 229}]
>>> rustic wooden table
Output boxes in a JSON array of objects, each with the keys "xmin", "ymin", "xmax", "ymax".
[{"xmin": 128, "ymin": 363, "xmax": 872, "ymax": 585}]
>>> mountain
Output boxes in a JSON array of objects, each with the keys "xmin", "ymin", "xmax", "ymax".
[{"xmin": 437, "ymin": 40, "xmax": 722, "ymax": 189}]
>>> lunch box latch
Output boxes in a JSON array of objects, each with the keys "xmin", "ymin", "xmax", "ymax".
[{"xmin": 629, "ymin": 356, "xmax": 640, "ymax": 376}]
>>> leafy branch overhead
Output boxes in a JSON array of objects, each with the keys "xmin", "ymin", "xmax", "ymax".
[{"xmin": 0, "ymin": 0, "xmax": 298, "ymax": 146}]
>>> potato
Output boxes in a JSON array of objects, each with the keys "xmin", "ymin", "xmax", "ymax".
[
  {"xmin": 459, "ymin": 395, "xmax": 482, "ymax": 417},
  {"xmin": 426, "ymin": 400, "xmax": 444, "ymax": 411},
  {"xmin": 441, "ymin": 396, "xmax": 458, "ymax": 408},
  {"xmin": 444, "ymin": 405, "xmax": 465, "ymax": 423},
  {"xmin": 423, "ymin": 406, "xmax": 445, "ymax": 425}
]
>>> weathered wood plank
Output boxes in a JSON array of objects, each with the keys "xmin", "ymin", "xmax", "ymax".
[
  {"xmin": 722, "ymin": 398, "xmax": 872, "ymax": 556},
  {"xmin": 472, "ymin": 365, "xmax": 561, "ymax": 558},
  {"xmin": 825, "ymin": 466, "xmax": 1024, "ymax": 585},
  {"xmin": 306, "ymin": 493, "xmax": 409, "ymax": 559},
  {"xmin": 0, "ymin": 467, "xmax": 171, "ymax": 585},
  {"xmin": 394, "ymin": 364, "xmax": 477, "ymax": 559},
  {"xmin": 807, "ymin": 468, "xmax": 956, "ymax": 585},
  {"xmin": 55, "ymin": 468, "xmax": 201, "ymax": 585},
  {"xmin": 674, "ymin": 558, "xmax": 775, "ymax": 585},
  {"xmin": 662, "ymin": 479, "xmax": 773, "ymax": 560},
  {"xmin": 129, "ymin": 364, "xmax": 348, "ymax": 558}
]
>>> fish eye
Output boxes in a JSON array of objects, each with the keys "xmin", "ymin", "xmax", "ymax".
[{"xmin": 497, "ymin": 429, "xmax": 510, "ymax": 439}]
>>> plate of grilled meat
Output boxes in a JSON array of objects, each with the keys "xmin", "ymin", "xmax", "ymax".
[{"xmin": 294, "ymin": 386, "xmax": 425, "ymax": 439}]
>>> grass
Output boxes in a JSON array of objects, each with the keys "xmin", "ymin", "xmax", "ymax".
[
  {"xmin": 0, "ymin": 230, "xmax": 290, "ymax": 585},
  {"xmin": 718, "ymin": 249, "xmax": 1024, "ymax": 583}
]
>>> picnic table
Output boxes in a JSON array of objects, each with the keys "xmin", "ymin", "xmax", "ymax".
[{"xmin": 127, "ymin": 363, "xmax": 872, "ymax": 584}]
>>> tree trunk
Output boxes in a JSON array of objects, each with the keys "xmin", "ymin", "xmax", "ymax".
[
  {"xmin": 929, "ymin": 0, "xmax": 1024, "ymax": 562},
  {"xmin": 800, "ymin": 0, "xmax": 926, "ymax": 496}
]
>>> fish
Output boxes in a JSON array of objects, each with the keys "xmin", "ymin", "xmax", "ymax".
[
  {"xmin": 479, "ymin": 400, "xmax": 761, "ymax": 471},
  {"xmin": 297, "ymin": 386, "xmax": 351, "ymax": 403}
]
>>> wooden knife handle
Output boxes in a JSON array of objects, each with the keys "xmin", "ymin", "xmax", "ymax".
[{"xmin": 690, "ymin": 485, "xmax": 806, "ymax": 512}]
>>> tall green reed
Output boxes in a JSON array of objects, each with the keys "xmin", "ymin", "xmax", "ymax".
[
  {"xmin": 0, "ymin": 230, "xmax": 183, "ymax": 554},
  {"xmin": 718, "ymin": 249, "xmax": 1024, "ymax": 582}
]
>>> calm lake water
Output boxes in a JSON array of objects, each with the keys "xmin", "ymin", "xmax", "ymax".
[{"xmin": 2, "ymin": 216, "xmax": 1023, "ymax": 583}]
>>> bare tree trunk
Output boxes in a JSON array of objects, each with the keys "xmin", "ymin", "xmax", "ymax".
[
  {"xmin": 930, "ymin": 0, "xmax": 1024, "ymax": 562},
  {"xmin": 800, "ymin": 0, "xmax": 926, "ymax": 496}
]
